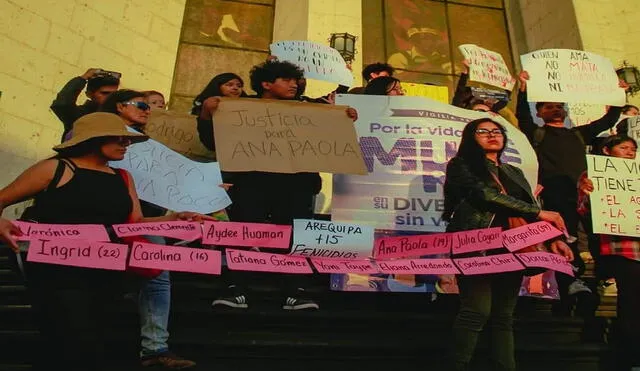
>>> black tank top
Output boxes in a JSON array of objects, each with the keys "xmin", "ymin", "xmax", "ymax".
[
  {"xmin": 26, "ymin": 158, "xmax": 132, "ymax": 225},
  {"xmin": 23, "ymin": 158, "xmax": 133, "ymax": 287}
]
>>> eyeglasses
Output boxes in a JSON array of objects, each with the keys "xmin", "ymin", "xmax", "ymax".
[
  {"xmin": 475, "ymin": 128, "xmax": 504, "ymax": 136},
  {"xmin": 122, "ymin": 101, "xmax": 151, "ymax": 111}
]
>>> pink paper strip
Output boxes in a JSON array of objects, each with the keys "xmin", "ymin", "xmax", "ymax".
[
  {"xmin": 14, "ymin": 221, "xmax": 110, "ymax": 242},
  {"xmin": 128, "ymin": 242, "xmax": 221, "ymax": 275},
  {"xmin": 454, "ymin": 253, "xmax": 524, "ymax": 275},
  {"xmin": 113, "ymin": 221, "xmax": 201, "ymax": 241},
  {"xmin": 373, "ymin": 233, "xmax": 453, "ymax": 259},
  {"xmin": 375, "ymin": 258, "xmax": 460, "ymax": 275},
  {"xmin": 226, "ymin": 248, "xmax": 312, "ymax": 274},
  {"xmin": 451, "ymin": 227, "xmax": 503, "ymax": 254},
  {"xmin": 501, "ymin": 221, "xmax": 562, "ymax": 252},
  {"xmin": 26, "ymin": 239, "xmax": 128, "ymax": 271},
  {"xmin": 310, "ymin": 259, "xmax": 379, "ymax": 274},
  {"xmin": 516, "ymin": 251, "xmax": 575, "ymax": 277},
  {"xmin": 202, "ymin": 221, "xmax": 292, "ymax": 249}
]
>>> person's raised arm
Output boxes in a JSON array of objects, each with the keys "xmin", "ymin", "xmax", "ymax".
[
  {"xmin": 452, "ymin": 60, "xmax": 470, "ymax": 107},
  {"xmin": 50, "ymin": 69, "xmax": 99, "ymax": 133},
  {"xmin": 515, "ymin": 71, "xmax": 538, "ymax": 140},
  {"xmin": 576, "ymin": 80, "xmax": 628, "ymax": 142}
]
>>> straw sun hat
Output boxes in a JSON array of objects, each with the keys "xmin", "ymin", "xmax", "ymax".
[{"xmin": 53, "ymin": 112, "xmax": 148, "ymax": 151}]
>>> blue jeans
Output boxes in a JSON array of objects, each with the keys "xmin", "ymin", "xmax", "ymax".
[{"xmin": 139, "ymin": 235, "xmax": 171, "ymax": 357}]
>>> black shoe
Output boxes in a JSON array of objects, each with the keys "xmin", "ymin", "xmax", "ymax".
[
  {"xmin": 212, "ymin": 294, "xmax": 249, "ymax": 309},
  {"xmin": 283, "ymin": 296, "xmax": 319, "ymax": 310}
]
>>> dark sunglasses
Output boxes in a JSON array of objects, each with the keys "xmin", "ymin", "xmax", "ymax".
[{"xmin": 122, "ymin": 101, "xmax": 151, "ymax": 111}]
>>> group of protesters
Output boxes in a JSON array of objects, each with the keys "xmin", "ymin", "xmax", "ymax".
[{"xmin": 0, "ymin": 50, "xmax": 637, "ymax": 371}]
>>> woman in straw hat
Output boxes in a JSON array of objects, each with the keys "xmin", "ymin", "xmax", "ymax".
[{"xmin": 0, "ymin": 112, "xmax": 212, "ymax": 371}]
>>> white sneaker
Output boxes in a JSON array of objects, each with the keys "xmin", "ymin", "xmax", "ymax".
[{"xmin": 568, "ymin": 279, "xmax": 592, "ymax": 295}]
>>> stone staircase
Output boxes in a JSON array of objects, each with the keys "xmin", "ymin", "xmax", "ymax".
[{"xmin": 0, "ymin": 249, "xmax": 618, "ymax": 371}]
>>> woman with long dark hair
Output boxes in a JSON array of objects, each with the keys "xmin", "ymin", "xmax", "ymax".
[
  {"xmin": 363, "ymin": 76, "xmax": 404, "ymax": 96},
  {"xmin": 444, "ymin": 118, "xmax": 573, "ymax": 370}
]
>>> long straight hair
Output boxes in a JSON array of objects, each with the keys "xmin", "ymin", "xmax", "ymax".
[
  {"xmin": 191, "ymin": 73, "xmax": 247, "ymax": 115},
  {"xmin": 455, "ymin": 118, "xmax": 508, "ymax": 180}
]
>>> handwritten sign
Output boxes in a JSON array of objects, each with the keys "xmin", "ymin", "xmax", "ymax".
[
  {"xmin": 310, "ymin": 258, "xmax": 379, "ymax": 274},
  {"xmin": 567, "ymin": 103, "xmax": 607, "ymax": 127},
  {"xmin": 501, "ymin": 222, "xmax": 562, "ymax": 252},
  {"xmin": 128, "ymin": 242, "xmax": 221, "ymax": 275},
  {"xmin": 587, "ymin": 154, "xmax": 640, "ymax": 237},
  {"xmin": 451, "ymin": 228, "xmax": 503, "ymax": 255},
  {"xmin": 13, "ymin": 221, "xmax": 110, "ymax": 242},
  {"xmin": 375, "ymin": 258, "xmax": 460, "ymax": 275},
  {"xmin": 270, "ymin": 40, "xmax": 353, "ymax": 86},
  {"xmin": 145, "ymin": 110, "xmax": 215, "ymax": 160},
  {"xmin": 291, "ymin": 219, "xmax": 374, "ymax": 259},
  {"xmin": 399, "ymin": 83, "xmax": 449, "ymax": 103},
  {"xmin": 454, "ymin": 253, "xmax": 524, "ymax": 275},
  {"xmin": 27, "ymin": 239, "xmax": 128, "ymax": 270},
  {"xmin": 113, "ymin": 221, "xmax": 201, "ymax": 241},
  {"xmin": 202, "ymin": 221, "xmax": 291, "ymax": 249},
  {"xmin": 111, "ymin": 132, "xmax": 231, "ymax": 214},
  {"xmin": 226, "ymin": 248, "xmax": 312, "ymax": 274},
  {"xmin": 517, "ymin": 251, "xmax": 574, "ymax": 276},
  {"xmin": 374, "ymin": 233, "xmax": 452, "ymax": 259},
  {"xmin": 459, "ymin": 44, "xmax": 515, "ymax": 90},
  {"xmin": 213, "ymin": 98, "xmax": 366, "ymax": 175},
  {"xmin": 520, "ymin": 49, "xmax": 625, "ymax": 106}
]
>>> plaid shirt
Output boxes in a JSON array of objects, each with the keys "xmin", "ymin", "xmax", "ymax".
[{"xmin": 600, "ymin": 235, "xmax": 640, "ymax": 262}]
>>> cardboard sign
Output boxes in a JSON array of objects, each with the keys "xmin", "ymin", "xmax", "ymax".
[
  {"xmin": 459, "ymin": 44, "xmax": 515, "ymax": 90},
  {"xmin": 291, "ymin": 219, "xmax": 374, "ymax": 259},
  {"xmin": 626, "ymin": 116, "xmax": 640, "ymax": 141},
  {"xmin": 202, "ymin": 221, "xmax": 292, "ymax": 249},
  {"xmin": 332, "ymin": 95, "xmax": 538, "ymax": 232},
  {"xmin": 111, "ymin": 132, "xmax": 231, "ymax": 214},
  {"xmin": 13, "ymin": 221, "xmax": 110, "ymax": 242},
  {"xmin": 501, "ymin": 222, "xmax": 562, "ymax": 252},
  {"xmin": 145, "ymin": 110, "xmax": 215, "ymax": 160},
  {"xmin": 520, "ymin": 49, "xmax": 625, "ymax": 106},
  {"xmin": 27, "ymin": 239, "xmax": 128, "ymax": 271},
  {"xmin": 113, "ymin": 221, "xmax": 202, "ymax": 241},
  {"xmin": 399, "ymin": 83, "xmax": 449, "ymax": 103},
  {"xmin": 375, "ymin": 258, "xmax": 460, "ymax": 275},
  {"xmin": 374, "ymin": 233, "xmax": 453, "ymax": 259},
  {"xmin": 128, "ymin": 242, "xmax": 221, "ymax": 275},
  {"xmin": 213, "ymin": 98, "xmax": 366, "ymax": 175},
  {"xmin": 517, "ymin": 251, "xmax": 574, "ymax": 276},
  {"xmin": 587, "ymin": 154, "xmax": 640, "ymax": 237},
  {"xmin": 310, "ymin": 258, "xmax": 379, "ymax": 274},
  {"xmin": 454, "ymin": 253, "xmax": 524, "ymax": 275},
  {"xmin": 270, "ymin": 40, "xmax": 353, "ymax": 86},
  {"xmin": 225, "ymin": 248, "xmax": 312, "ymax": 274}
]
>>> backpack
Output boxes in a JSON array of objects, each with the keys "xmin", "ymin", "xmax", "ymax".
[{"xmin": 531, "ymin": 125, "xmax": 585, "ymax": 150}]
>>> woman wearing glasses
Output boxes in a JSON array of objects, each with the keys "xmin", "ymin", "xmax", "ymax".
[
  {"xmin": 100, "ymin": 90, "xmax": 198, "ymax": 368},
  {"xmin": 363, "ymin": 75, "xmax": 405, "ymax": 96},
  {"xmin": 443, "ymin": 118, "xmax": 573, "ymax": 371}
]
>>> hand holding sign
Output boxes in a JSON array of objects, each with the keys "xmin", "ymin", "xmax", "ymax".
[{"xmin": 0, "ymin": 219, "xmax": 22, "ymax": 252}]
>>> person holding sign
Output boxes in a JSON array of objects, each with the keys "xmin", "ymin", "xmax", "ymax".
[
  {"xmin": 516, "ymin": 71, "xmax": 627, "ymax": 314},
  {"xmin": 443, "ymin": 118, "xmax": 573, "ymax": 371},
  {"xmin": 0, "ymin": 113, "xmax": 209, "ymax": 370},
  {"xmin": 102, "ymin": 91, "xmax": 200, "ymax": 369},
  {"xmin": 577, "ymin": 135, "xmax": 640, "ymax": 371}
]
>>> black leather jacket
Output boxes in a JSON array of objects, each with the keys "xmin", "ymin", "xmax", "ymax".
[{"xmin": 443, "ymin": 157, "xmax": 540, "ymax": 233}]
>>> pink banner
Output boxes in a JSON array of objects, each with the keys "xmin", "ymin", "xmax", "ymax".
[
  {"xmin": 454, "ymin": 253, "xmax": 524, "ymax": 275},
  {"xmin": 226, "ymin": 248, "xmax": 312, "ymax": 274},
  {"xmin": 501, "ymin": 221, "xmax": 562, "ymax": 252},
  {"xmin": 373, "ymin": 233, "xmax": 453, "ymax": 259},
  {"xmin": 14, "ymin": 221, "xmax": 110, "ymax": 242},
  {"xmin": 26, "ymin": 239, "xmax": 128, "ymax": 270},
  {"xmin": 516, "ymin": 251, "xmax": 574, "ymax": 276},
  {"xmin": 113, "ymin": 221, "xmax": 202, "ymax": 241},
  {"xmin": 203, "ymin": 221, "xmax": 292, "ymax": 249},
  {"xmin": 451, "ymin": 227, "xmax": 503, "ymax": 254},
  {"xmin": 376, "ymin": 258, "xmax": 460, "ymax": 275},
  {"xmin": 128, "ymin": 242, "xmax": 221, "ymax": 275},
  {"xmin": 310, "ymin": 259, "xmax": 379, "ymax": 274}
]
